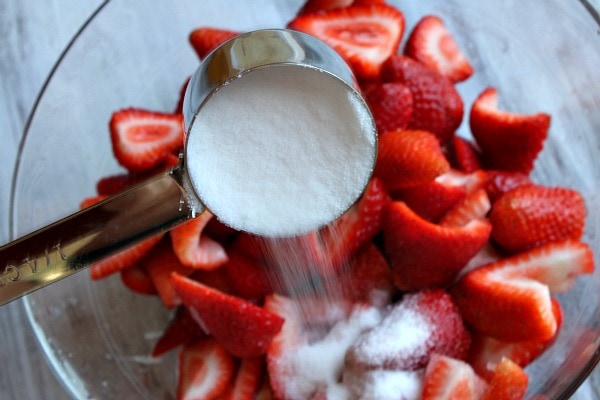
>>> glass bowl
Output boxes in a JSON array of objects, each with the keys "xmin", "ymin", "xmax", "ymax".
[{"xmin": 11, "ymin": 0, "xmax": 600, "ymax": 399}]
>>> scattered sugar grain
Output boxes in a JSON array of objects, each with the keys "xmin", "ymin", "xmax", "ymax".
[
  {"xmin": 185, "ymin": 65, "xmax": 375, "ymax": 237},
  {"xmin": 344, "ymin": 369, "xmax": 424, "ymax": 400}
]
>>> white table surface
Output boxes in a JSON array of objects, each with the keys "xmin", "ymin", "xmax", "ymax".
[{"xmin": 1, "ymin": 1, "xmax": 600, "ymax": 399}]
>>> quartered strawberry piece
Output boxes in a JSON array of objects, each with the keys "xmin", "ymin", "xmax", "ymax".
[
  {"xmin": 468, "ymin": 299, "xmax": 562, "ymax": 381},
  {"xmin": 222, "ymin": 357, "xmax": 265, "ymax": 400},
  {"xmin": 177, "ymin": 338, "xmax": 235, "ymax": 400},
  {"xmin": 143, "ymin": 238, "xmax": 194, "ymax": 308},
  {"xmin": 120, "ymin": 264, "xmax": 157, "ymax": 296},
  {"xmin": 381, "ymin": 55, "xmax": 464, "ymax": 144},
  {"xmin": 361, "ymin": 82, "xmax": 413, "ymax": 134},
  {"xmin": 224, "ymin": 251, "xmax": 273, "ymax": 301},
  {"xmin": 404, "ymin": 15, "xmax": 474, "ymax": 83},
  {"xmin": 110, "ymin": 108, "xmax": 184, "ymax": 173},
  {"xmin": 439, "ymin": 189, "xmax": 491, "ymax": 228},
  {"xmin": 490, "ymin": 184, "xmax": 586, "ymax": 253},
  {"xmin": 288, "ymin": 4, "xmax": 405, "ymax": 80},
  {"xmin": 320, "ymin": 178, "xmax": 389, "ymax": 270},
  {"xmin": 153, "ymin": 306, "xmax": 207, "ymax": 357},
  {"xmin": 470, "ymin": 87, "xmax": 551, "ymax": 174},
  {"xmin": 447, "ymin": 136, "xmax": 483, "ymax": 173},
  {"xmin": 383, "ymin": 201, "xmax": 491, "ymax": 291},
  {"xmin": 421, "ymin": 354, "xmax": 487, "ymax": 400},
  {"xmin": 170, "ymin": 212, "xmax": 229, "ymax": 270},
  {"xmin": 374, "ymin": 129, "xmax": 450, "ymax": 191},
  {"xmin": 189, "ymin": 27, "xmax": 239, "ymax": 59},
  {"xmin": 346, "ymin": 290, "xmax": 471, "ymax": 371},
  {"xmin": 483, "ymin": 170, "xmax": 533, "ymax": 204},
  {"xmin": 452, "ymin": 240, "xmax": 594, "ymax": 342},
  {"xmin": 89, "ymin": 233, "xmax": 164, "ymax": 280},
  {"xmin": 171, "ymin": 273, "xmax": 284, "ymax": 358},
  {"xmin": 479, "ymin": 357, "xmax": 529, "ymax": 400}
]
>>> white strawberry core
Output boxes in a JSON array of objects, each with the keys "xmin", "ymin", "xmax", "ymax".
[{"xmin": 185, "ymin": 65, "xmax": 375, "ymax": 237}]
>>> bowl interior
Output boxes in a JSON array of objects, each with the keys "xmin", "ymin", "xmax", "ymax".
[{"xmin": 12, "ymin": 0, "xmax": 600, "ymax": 398}]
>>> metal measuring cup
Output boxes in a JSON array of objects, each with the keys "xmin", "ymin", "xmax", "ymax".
[{"xmin": 0, "ymin": 29, "xmax": 377, "ymax": 305}]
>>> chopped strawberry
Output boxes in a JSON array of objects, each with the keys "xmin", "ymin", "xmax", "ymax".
[
  {"xmin": 468, "ymin": 299, "xmax": 562, "ymax": 381},
  {"xmin": 381, "ymin": 55, "xmax": 464, "ymax": 144},
  {"xmin": 297, "ymin": 0, "xmax": 353, "ymax": 15},
  {"xmin": 120, "ymin": 264, "xmax": 157, "ymax": 296},
  {"xmin": 96, "ymin": 154, "xmax": 180, "ymax": 196},
  {"xmin": 347, "ymin": 290, "xmax": 471, "ymax": 371},
  {"xmin": 192, "ymin": 267, "xmax": 237, "ymax": 296},
  {"xmin": 383, "ymin": 201, "xmax": 491, "ymax": 290},
  {"xmin": 374, "ymin": 129, "xmax": 450, "ymax": 191},
  {"xmin": 483, "ymin": 170, "xmax": 533, "ymax": 204},
  {"xmin": 392, "ymin": 176, "xmax": 467, "ymax": 222},
  {"xmin": 177, "ymin": 338, "xmax": 235, "ymax": 400},
  {"xmin": 89, "ymin": 233, "xmax": 163, "ymax": 280},
  {"xmin": 479, "ymin": 357, "xmax": 529, "ymax": 400},
  {"xmin": 447, "ymin": 136, "xmax": 483, "ymax": 173},
  {"xmin": 361, "ymin": 82, "xmax": 413, "ymax": 134},
  {"xmin": 152, "ymin": 306, "xmax": 207, "ymax": 357},
  {"xmin": 404, "ymin": 15, "xmax": 474, "ymax": 83},
  {"xmin": 189, "ymin": 27, "xmax": 239, "ymax": 59},
  {"xmin": 439, "ymin": 189, "xmax": 491, "ymax": 228},
  {"xmin": 339, "ymin": 242, "xmax": 395, "ymax": 307},
  {"xmin": 224, "ymin": 251, "xmax": 273, "ymax": 301},
  {"xmin": 490, "ymin": 185, "xmax": 586, "ymax": 253},
  {"xmin": 143, "ymin": 238, "xmax": 194, "ymax": 308},
  {"xmin": 320, "ymin": 178, "xmax": 389, "ymax": 270},
  {"xmin": 171, "ymin": 274, "xmax": 284, "ymax": 358},
  {"xmin": 263, "ymin": 295, "xmax": 306, "ymax": 400},
  {"xmin": 170, "ymin": 212, "xmax": 229, "ymax": 270},
  {"xmin": 288, "ymin": 4, "xmax": 405, "ymax": 80},
  {"xmin": 222, "ymin": 357, "xmax": 265, "ymax": 400},
  {"xmin": 421, "ymin": 354, "xmax": 487, "ymax": 400},
  {"xmin": 452, "ymin": 240, "xmax": 594, "ymax": 341},
  {"xmin": 469, "ymin": 87, "xmax": 551, "ymax": 174},
  {"xmin": 109, "ymin": 108, "xmax": 184, "ymax": 173}
]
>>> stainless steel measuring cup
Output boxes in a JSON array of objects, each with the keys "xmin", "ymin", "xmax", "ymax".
[{"xmin": 0, "ymin": 29, "xmax": 377, "ymax": 305}]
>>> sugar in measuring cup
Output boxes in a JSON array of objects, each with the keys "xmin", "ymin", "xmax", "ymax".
[{"xmin": 0, "ymin": 29, "xmax": 377, "ymax": 305}]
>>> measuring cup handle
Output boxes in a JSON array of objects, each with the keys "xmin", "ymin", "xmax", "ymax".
[{"xmin": 0, "ymin": 164, "xmax": 198, "ymax": 306}]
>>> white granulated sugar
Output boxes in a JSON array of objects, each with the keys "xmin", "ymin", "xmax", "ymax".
[
  {"xmin": 344, "ymin": 369, "xmax": 424, "ymax": 400},
  {"xmin": 282, "ymin": 306, "xmax": 382, "ymax": 400},
  {"xmin": 347, "ymin": 305, "xmax": 432, "ymax": 370},
  {"xmin": 185, "ymin": 65, "xmax": 375, "ymax": 237}
]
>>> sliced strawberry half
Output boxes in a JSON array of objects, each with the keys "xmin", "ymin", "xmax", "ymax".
[
  {"xmin": 222, "ymin": 356, "xmax": 265, "ymax": 400},
  {"xmin": 171, "ymin": 273, "xmax": 284, "ymax": 358},
  {"xmin": 404, "ymin": 15, "xmax": 474, "ymax": 83},
  {"xmin": 468, "ymin": 298, "xmax": 562, "ymax": 381},
  {"xmin": 383, "ymin": 201, "xmax": 491, "ymax": 291},
  {"xmin": 421, "ymin": 353, "xmax": 487, "ymax": 400},
  {"xmin": 490, "ymin": 184, "xmax": 586, "ymax": 253},
  {"xmin": 447, "ymin": 136, "xmax": 482, "ymax": 173},
  {"xmin": 374, "ymin": 129, "xmax": 450, "ymax": 191},
  {"xmin": 346, "ymin": 289, "xmax": 471, "ymax": 371},
  {"xmin": 177, "ymin": 337, "xmax": 235, "ymax": 400},
  {"xmin": 483, "ymin": 169, "xmax": 533, "ymax": 204},
  {"xmin": 152, "ymin": 306, "xmax": 207, "ymax": 357},
  {"xmin": 479, "ymin": 357, "xmax": 529, "ymax": 400},
  {"xmin": 89, "ymin": 233, "xmax": 163, "ymax": 280},
  {"xmin": 288, "ymin": 4, "xmax": 405, "ymax": 80},
  {"xmin": 452, "ymin": 240, "xmax": 593, "ymax": 342},
  {"xmin": 469, "ymin": 87, "xmax": 551, "ymax": 174},
  {"xmin": 189, "ymin": 27, "xmax": 239, "ymax": 59},
  {"xmin": 381, "ymin": 55, "xmax": 464, "ymax": 144},
  {"xmin": 109, "ymin": 108, "xmax": 184, "ymax": 173},
  {"xmin": 320, "ymin": 178, "xmax": 389, "ymax": 270},
  {"xmin": 170, "ymin": 212, "xmax": 229, "ymax": 270},
  {"xmin": 361, "ymin": 82, "xmax": 413, "ymax": 134},
  {"xmin": 224, "ymin": 250, "xmax": 273, "ymax": 301}
]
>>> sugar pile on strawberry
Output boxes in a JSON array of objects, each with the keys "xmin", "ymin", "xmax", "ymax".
[{"xmin": 82, "ymin": 1, "xmax": 596, "ymax": 399}]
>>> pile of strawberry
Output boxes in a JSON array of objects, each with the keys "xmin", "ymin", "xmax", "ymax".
[{"xmin": 82, "ymin": 1, "xmax": 595, "ymax": 399}]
